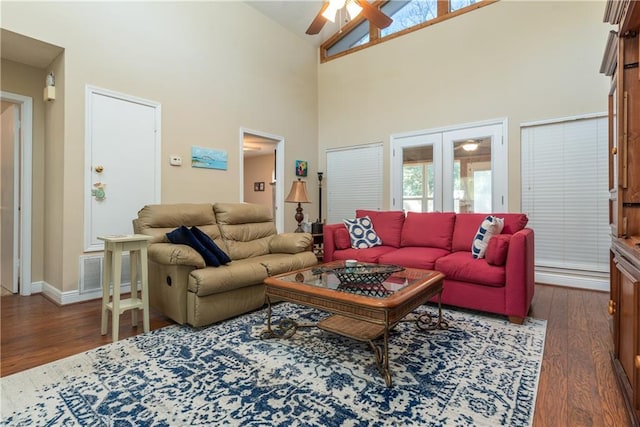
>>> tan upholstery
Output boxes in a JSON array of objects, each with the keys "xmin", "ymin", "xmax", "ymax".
[{"xmin": 135, "ymin": 202, "xmax": 317, "ymax": 327}]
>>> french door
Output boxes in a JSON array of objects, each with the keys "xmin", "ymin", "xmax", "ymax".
[{"xmin": 391, "ymin": 121, "xmax": 507, "ymax": 213}]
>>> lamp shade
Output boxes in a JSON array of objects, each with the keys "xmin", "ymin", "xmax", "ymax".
[{"xmin": 285, "ymin": 179, "xmax": 311, "ymax": 204}]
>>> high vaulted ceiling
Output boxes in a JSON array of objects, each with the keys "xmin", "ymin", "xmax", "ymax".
[{"xmin": 246, "ymin": 1, "xmax": 343, "ymax": 47}]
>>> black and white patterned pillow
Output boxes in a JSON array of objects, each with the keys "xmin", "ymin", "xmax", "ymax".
[
  {"xmin": 471, "ymin": 215, "xmax": 504, "ymax": 259},
  {"xmin": 343, "ymin": 216, "xmax": 383, "ymax": 249}
]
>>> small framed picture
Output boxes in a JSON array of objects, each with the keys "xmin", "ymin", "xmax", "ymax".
[
  {"xmin": 296, "ymin": 160, "xmax": 308, "ymax": 177},
  {"xmin": 254, "ymin": 182, "xmax": 265, "ymax": 192}
]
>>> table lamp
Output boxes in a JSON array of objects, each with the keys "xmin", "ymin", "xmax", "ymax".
[{"xmin": 285, "ymin": 179, "xmax": 311, "ymax": 232}]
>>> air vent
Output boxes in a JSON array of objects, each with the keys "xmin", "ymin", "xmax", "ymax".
[{"xmin": 79, "ymin": 253, "xmax": 131, "ymax": 294}]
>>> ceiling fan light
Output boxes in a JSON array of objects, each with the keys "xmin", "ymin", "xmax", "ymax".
[
  {"xmin": 346, "ymin": 0, "xmax": 362, "ymax": 19},
  {"xmin": 322, "ymin": 4, "xmax": 339, "ymax": 22},
  {"xmin": 462, "ymin": 142, "xmax": 479, "ymax": 152}
]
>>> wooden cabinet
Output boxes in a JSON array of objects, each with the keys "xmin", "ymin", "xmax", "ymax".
[
  {"xmin": 603, "ymin": 2, "xmax": 640, "ymax": 425},
  {"xmin": 612, "ymin": 239, "xmax": 640, "ymax": 426}
]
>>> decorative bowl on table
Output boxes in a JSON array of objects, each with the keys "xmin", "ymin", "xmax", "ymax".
[{"xmin": 330, "ymin": 264, "xmax": 404, "ymax": 286}]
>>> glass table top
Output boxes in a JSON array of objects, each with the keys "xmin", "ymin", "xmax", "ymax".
[{"xmin": 274, "ymin": 262, "xmax": 435, "ymax": 299}]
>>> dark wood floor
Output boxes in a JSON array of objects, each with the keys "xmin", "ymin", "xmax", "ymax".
[{"xmin": 0, "ymin": 284, "xmax": 633, "ymax": 426}]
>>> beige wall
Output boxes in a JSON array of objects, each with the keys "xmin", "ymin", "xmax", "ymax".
[
  {"xmin": 317, "ymin": 0, "xmax": 611, "ymax": 212},
  {"xmin": 244, "ymin": 154, "xmax": 275, "ymax": 208},
  {"xmin": 1, "ymin": 2, "xmax": 318, "ymax": 293},
  {"xmin": 0, "ymin": 59, "xmax": 46, "ymax": 285}
]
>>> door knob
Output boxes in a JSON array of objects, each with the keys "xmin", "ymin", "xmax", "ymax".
[{"xmin": 95, "ymin": 165, "xmax": 104, "ymax": 173}]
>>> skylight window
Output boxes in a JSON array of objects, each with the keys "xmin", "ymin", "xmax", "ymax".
[
  {"xmin": 380, "ymin": 0, "xmax": 437, "ymax": 38},
  {"xmin": 321, "ymin": 0, "xmax": 494, "ymax": 62}
]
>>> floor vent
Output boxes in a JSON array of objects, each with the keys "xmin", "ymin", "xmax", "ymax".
[{"xmin": 79, "ymin": 254, "xmax": 131, "ymax": 294}]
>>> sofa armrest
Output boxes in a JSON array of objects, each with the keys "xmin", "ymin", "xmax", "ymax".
[
  {"xmin": 322, "ymin": 223, "xmax": 344, "ymax": 262},
  {"xmin": 269, "ymin": 233, "xmax": 312, "ymax": 254},
  {"xmin": 148, "ymin": 243, "xmax": 206, "ymax": 268},
  {"xmin": 504, "ymin": 228, "xmax": 535, "ymax": 318}
]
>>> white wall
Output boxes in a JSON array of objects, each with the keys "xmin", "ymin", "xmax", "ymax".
[{"xmin": 317, "ymin": 0, "xmax": 611, "ymax": 212}]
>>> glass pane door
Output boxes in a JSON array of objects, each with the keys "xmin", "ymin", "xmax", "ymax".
[
  {"xmin": 403, "ymin": 145, "xmax": 435, "ymax": 212},
  {"xmin": 442, "ymin": 124, "xmax": 506, "ymax": 213},
  {"xmin": 452, "ymin": 138, "xmax": 492, "ymax": 213},
  {"xmin": 392, "ymin": 133, "xmax": 442, "ymax": 212},
  {"xmin": 392, "ymin": 121, "xmax": 506, "ymax": 213}
]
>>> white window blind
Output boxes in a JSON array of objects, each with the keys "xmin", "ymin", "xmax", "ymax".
[
  {"xmin": 326, "ymin": 144, "xmax": 384, "ymax": 224},
  {"xmin": 521, "ymin": 116, "xmax": 609, "ymax": 274}
]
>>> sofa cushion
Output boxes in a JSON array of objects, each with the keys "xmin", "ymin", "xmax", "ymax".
[
  {"xmin": 188, "ymin": 253, "xmax": 318, "ymax": 297},
  {"xmin": 400, "ymin": 212, "xmax": 456, "ymax": 251},
  {"xmin": 136, "ymin": 203, "xmax": 218, "ymax": 244},
  {"xmin": 213, "ymin": 202, "xmax": 277, "ymax": 260},
  {"xmin": 344, "ymin": 216, "xmax": 382, "ymax": 248},
  {"xmin": 330, "ymin": 246, "xmax": 396, "ymax": 263},
  {"xmin": 452, "ymin": 213, "xmax": 528, "ymax": 252},
  {"xmin": 485, "ymin": 234, "xmax": 511, "ymax": 266},
  {"xmin": 378, "ymin": 247, "xmax": 450, "ymax": 270},
  {"xmin": 334, "ymin": 227, "xmax": 351, "ymax": 250},
  {"xmin": 166, "ymin": 226, "xmax": 221, "ymax": 267},
  {"xmin": 471, "ymin": 215, "xmax": 504, "ymax": 259},
  {"xmin": 191, "ymin": 226, "xmax": 231, "ymax": 264},
  {"xmin": 435, "ymin": 252, "xmax": 505, "ymax": 287},
  {"xmin": 356, "ymin": 210, "xmax": 405, "ymax": 248}
]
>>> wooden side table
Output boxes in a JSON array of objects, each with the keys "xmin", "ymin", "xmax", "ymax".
[{"xmin": 98, "ymin": 234, "xmax": 153, "ymax": 341}]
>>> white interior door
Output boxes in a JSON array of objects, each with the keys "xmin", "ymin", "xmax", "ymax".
[
  {"xmin": 1, "ymin": 91, "xmax": 32, "ymax": 296},
  {"xmin": 1, "ymin": 103, "xmax": 19, "ymax": 293},
  {"xmin": 85, "ymin": 87, "xmax": 161, "ymax": 251}
]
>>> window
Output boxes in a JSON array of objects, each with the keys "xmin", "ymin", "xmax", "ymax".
[
  {"xmin": 321, "ymin": 0, "xmax": 495, "ymax": 62},
  {"xmin": 450, "ymin": 0, "xmax": 481, "ymax": 12},
  {"xmin": 403, "ymin": 162, "xmax": 435, "ymax": 212},
  {"xmin": 381, "ymin": 0, "xmax": 437, "ymax": 38},
  {"xmin": 326, "ymin": 143, "xmax": 384, "ymax": 223},
  {"xmin": 521, "ymin": 115, "xmax": 609, "ymax": 288}
]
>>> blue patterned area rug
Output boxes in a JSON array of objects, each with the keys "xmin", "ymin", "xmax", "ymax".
[{"xmin": 1, "ymin": 303, "xmax": 546, "ymax": 427}]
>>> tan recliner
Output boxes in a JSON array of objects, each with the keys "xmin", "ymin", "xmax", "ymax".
[{"xmin": 133, "ymin": 202, "xmax": 317, "ymax": 327}]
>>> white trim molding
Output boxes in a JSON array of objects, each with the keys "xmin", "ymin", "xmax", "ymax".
[{"xmin": 1, "ymin": 91, "xmax": 33, "ymax": 296}]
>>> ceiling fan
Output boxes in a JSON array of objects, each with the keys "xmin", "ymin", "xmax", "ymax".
[{"xmin": 306, "ymin": 0, "xmax": 393, "ymax": 35}]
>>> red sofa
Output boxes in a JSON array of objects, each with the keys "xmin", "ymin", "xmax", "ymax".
[{"xmin": 323, "ymin": 210, "xmax": 535, "ymax": 324}]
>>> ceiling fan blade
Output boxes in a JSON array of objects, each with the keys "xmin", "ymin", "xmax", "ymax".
[
  {"xmin": 306, "ymin": 3, "xmax": 330, "ymax": 35},
  {"xmin": 356, "ymin": 0, "xmax": 393, "ymax": 29}
]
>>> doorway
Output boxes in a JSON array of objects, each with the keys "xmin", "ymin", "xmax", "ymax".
[
  {"xmin": 391, "ymin": 120, "xmax": 507, "ymax": 213},
  {"xmin": 0, "ymin": 91, "xmax": 33, "ymax": 295},
  {"xmin": 240, "ymin": 128, "xmax": 284, "ymax": 232}
]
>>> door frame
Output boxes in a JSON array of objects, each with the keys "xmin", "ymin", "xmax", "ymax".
[
  {"xmin": 84, "ymin": 85, "xmax": 161, "ymax": 251},
  {"xmin": 239, "ymin": 128, "xmax": 284, "ymax": 233},
  {"xmin": 390, "ymin": 118, "xmax": 508, "ymax": 212},
  {"xmin": 1, "ymin": 91, "xmax": 33, "ymax": 296}
]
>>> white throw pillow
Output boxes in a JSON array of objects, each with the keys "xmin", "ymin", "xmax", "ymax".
[
  {"xmin": 472, "ymin": 215, "xmax": 504, "ymax": 259},
  {"xmin": 344, "ymin": 216, "xmax": 383, "ymax": 249}
]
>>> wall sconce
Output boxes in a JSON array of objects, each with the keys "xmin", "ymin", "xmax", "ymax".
[
  {"xmin": 285, "ymin": 178, "xmax": 311, "ymax": 232},
  {"xmin": 43, "ymin": 72, "xmax": 55, "ymax": 101}
]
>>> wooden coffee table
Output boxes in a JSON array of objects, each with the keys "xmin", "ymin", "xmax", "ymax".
[{"xmin": 261, "ymin": 261, "xmax": 446, "ymax": 386}]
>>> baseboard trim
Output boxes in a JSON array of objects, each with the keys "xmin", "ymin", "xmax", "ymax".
[
  {"xmin": 535, "ymin": 270, "xmax": 608, "ymax": 292},
  {"xmin": 39, "ymin": 281, "xmax": 131, "ymax": 305}
]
